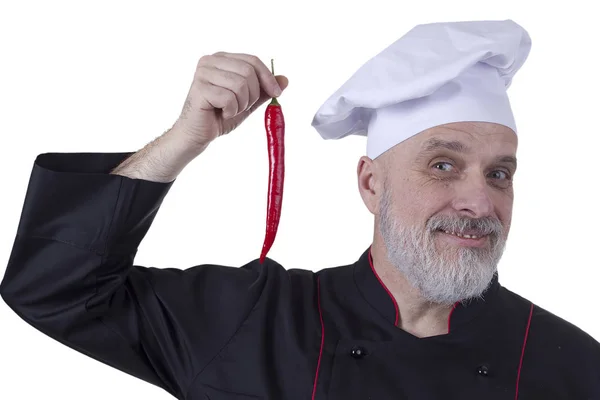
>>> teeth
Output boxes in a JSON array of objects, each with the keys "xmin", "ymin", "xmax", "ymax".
[{"xmin": 442, "ymin": 230, "xmax": 480, "ymax": 239}]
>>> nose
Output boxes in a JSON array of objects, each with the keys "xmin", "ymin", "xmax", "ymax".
[{"xmin": 451, "ymin": 175, "xmax": 494, "ymax": 218}]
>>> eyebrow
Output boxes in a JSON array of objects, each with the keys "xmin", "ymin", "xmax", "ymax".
[
  {"xmin": 422, "ymin": 138, "xmax": 470, "ymax": 153},
  {"xmin": 498, "ymin": 155, "xmax": 518, "ymax": 169},
  {"xmin": 418, "ymin": 138, "xmax": 518, "ymax": 169}
]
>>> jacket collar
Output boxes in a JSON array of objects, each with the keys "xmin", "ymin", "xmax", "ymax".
[{"xmin": 353, "ymin": 246, "xmax": 500, "ymax": 333}]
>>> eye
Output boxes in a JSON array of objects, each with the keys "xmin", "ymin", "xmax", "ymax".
[
  {"xmin": 488, "ymin": 170, "xmax": 512, "ymax": 189},
  {"xmin": 488, "ymin": 170, "xmax": 510, "ymax": 180},
  {"xmin": 432, "ymin": 162, "xmax": 454, "ymax": 172}
]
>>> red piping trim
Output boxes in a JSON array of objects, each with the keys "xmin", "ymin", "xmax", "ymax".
[
  {"xmin": 447, "ymin": 302, "xmax": 458, "ymax": 333},
  {"xmin": 368, "ymin": 250, "xmax": 399, "ymax": 326},
  {"xmin": 515, "ymin": 303, "xmax": 534, "ymax": 400},
  {"xmin": 311, "ymin": 276, "xmax": 324, "ymax": 400}
]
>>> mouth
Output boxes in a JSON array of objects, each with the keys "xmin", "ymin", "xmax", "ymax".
[
  {"xmin": 436, "ymin": 229, "xmax": 487, "ymax": 239},
  {"xmin": 434, "ymin": 229, "xmax": 491, "ymax": 247}
]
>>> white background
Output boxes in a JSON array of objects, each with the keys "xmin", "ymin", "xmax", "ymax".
[{"xmin": 1, "ymin": 0, "xmax": 598, "ymax": 398}]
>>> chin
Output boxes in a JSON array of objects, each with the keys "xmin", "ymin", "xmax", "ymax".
[{"xmin": 386, "ymin": 235, "xmax": 503, "ymax": 305}]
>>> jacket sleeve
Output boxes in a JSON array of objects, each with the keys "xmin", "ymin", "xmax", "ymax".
[{"xmin": 0, "ymin": 152, "xmax": 270, "ymax": 399}]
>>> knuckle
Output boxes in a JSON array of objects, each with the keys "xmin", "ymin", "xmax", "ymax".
[
  {"xmin": 197, "ymin": 54, "xmax": 212, "ymax": 66},
  {"xmin": 248, "ymin": 54, "xmax": 261, "ymax": 64},
  {"xmin": 198, "ymin": 81, "xmax": 212, "ymax": 94},
  {"xmin": 194, "ymin": 67, "xmax": 211, "ymax": 84},
  {"xmin": 240, "ymin": 63, "xmax": 255, "ymax": 78},
  {"xmin": 195, "ymin": 65, "xmax": 209, "ymax": 76},
  {"xmin": 230, "ymin": 75, "xmax": 247, "ymax": 93}
]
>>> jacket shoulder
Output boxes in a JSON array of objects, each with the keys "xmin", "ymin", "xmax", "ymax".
[{"xmin": 499, "ymin": 286, "xmax": 600, "ymax": 366}]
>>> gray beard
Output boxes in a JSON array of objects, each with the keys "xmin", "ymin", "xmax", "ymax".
[{"xmin": 378, "ymin": 185, "xmax": 507, "ymax": 306}]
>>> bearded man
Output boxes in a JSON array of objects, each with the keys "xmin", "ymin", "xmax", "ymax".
[{"xmin": 2, "ymin": 19, "xmax": 599, "ymax": 400}]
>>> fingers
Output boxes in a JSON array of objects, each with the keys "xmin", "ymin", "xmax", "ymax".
[
  {"xmin": 207, "ymin": 52, "xmax": 282, "ymax": 98},
  {"xmin": 197, "ymin": 65, "xmax": 250, "ymax": 116},
  {"xmin": 193, "ymin": 52, "xmax": 284, "ymax": 121},
  {"xmin": 201, "ymin": 55, "xmax": 261, "ymax": 109},
  {"xmin": 274, "ymin": 75, "xmax": 289, "ymax": 92},
  {"xmin": 196, "ymin": 81, "xmax": 238, "ymax": 119}
]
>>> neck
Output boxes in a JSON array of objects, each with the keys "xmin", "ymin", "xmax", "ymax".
[{"xmin": 370, "ymin": 239, "xmax": 454, "ymax": 338}]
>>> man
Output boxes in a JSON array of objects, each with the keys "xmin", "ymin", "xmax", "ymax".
[{"xmin": 1, "ymin": 19, "xmax": 599, "ymax": 400}]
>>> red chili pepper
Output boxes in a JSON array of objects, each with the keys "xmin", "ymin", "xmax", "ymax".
[{"xmin": 260, "ymin": 59, "xmax": 285, "ymax": 263}]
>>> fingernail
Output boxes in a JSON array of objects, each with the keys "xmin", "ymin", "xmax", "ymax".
[{"xmin": 274, "ymin": 85, "xmax": 282, "ymax": 97}]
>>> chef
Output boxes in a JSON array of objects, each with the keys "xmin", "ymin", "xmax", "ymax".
[{"xmin": 1, "ymin": 19, "xmax": 599, "ymax": 400}]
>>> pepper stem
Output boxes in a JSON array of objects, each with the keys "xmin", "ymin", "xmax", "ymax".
[{"xmin": 269, "ymin": 58, "xmax": 279, "ymax": 105}]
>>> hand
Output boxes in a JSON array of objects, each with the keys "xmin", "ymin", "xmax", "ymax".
[{"xmin": 174, "ymin": 52, "xmax": 288, "ymax": 146}]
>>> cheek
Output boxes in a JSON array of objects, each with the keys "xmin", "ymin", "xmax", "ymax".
[
  {"xmin": 491, "ymin": 190, "xmax": 514, "ymax": 228},
  {"xmin": 395, "ymin": 180, "xmax": 450, "ymax": 220}
]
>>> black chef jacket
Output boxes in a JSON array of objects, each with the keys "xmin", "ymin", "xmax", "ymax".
[{"xmin": 1, "ymin": 152, "xmax": 599, "ymax": 400}]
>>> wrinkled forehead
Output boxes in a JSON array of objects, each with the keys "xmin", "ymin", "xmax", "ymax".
[
  {"xmin": 377, "ymin": 121, "xmax": 518, "ymax": 169},
  {"xmin": 401, "ymin": 122, "xmax": 517, "ymax": 152}
]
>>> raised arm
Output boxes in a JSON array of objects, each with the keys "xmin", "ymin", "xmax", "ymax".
[{"xmin": 0, "ymin": 52, "xmax": 288, "ymax": 399}]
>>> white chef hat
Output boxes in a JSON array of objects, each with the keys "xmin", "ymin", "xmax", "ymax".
[{"xmin": 311, "ymin": 19, "xmax": 532, "ymax": 159}]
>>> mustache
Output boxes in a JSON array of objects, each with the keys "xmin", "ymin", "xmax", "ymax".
[{"xmin": 426, "ymin": 214, "xmax": 504, "ymax": 236}]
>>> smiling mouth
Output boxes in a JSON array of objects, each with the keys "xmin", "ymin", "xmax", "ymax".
[{"xmin": 436, "ymin": 229, "xmax": 488, "ymax": 239}]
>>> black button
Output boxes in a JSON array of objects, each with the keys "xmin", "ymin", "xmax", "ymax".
[
  {"xmin": 350, "ymin": 346, "xmax": 367, "ymax": 359},
  {"xmin": 477, "ymin": 364, "xmax": 490, "ymax": 377}
]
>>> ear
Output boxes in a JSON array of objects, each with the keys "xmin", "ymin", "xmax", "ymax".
[{"xmin": 357, "ymin": 156, "xmax": 382, "ymax": 215}]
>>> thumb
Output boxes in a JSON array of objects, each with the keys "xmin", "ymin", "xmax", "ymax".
[
  {"xmin": 229, "ymin": 75, "xmax": 289, "ymax": 124},
  {"xmin": 254, "ymin": 75, "xmax": 288, "ymax": 108},
  {"xmin": 274, "ymin": 75, "xmax": 289, "ymax": 92}
]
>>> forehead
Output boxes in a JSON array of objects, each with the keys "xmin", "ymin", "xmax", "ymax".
[
  {"xmin": 420, "ymin": 121, "xmax": 516, "ymax": 146},
  {"xmin": 397, "ymin": 121, "xmax": 518, "ymax": 155}
]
